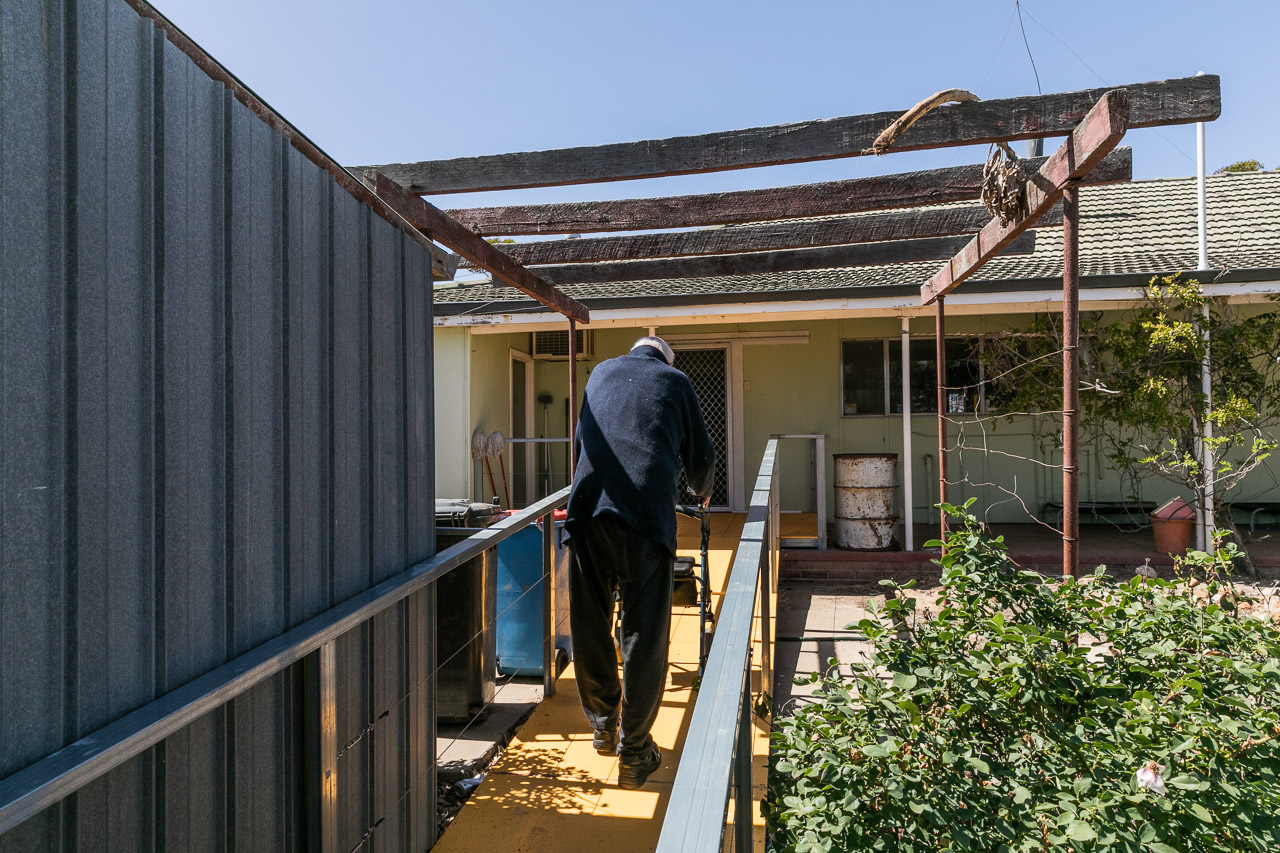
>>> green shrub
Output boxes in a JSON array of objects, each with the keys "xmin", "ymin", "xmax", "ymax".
[{"xmin": 765, "ymin": 503, "xmax": 1280, "ymax": 852}]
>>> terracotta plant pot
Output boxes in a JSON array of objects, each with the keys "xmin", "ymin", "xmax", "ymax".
[
  {"xmin": 1150, "ymin": 496, "xmax": 1196, "ymax": 554},
  {"xmin": 1152, "ymin": 517, "xmax": 1193, "ymax": 554}
]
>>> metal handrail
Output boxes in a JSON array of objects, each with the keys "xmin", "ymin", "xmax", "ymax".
[
  {"xmin": 656, "ymin": 439, "xmax": 779, "ymax": 852},
  {"xmin": 0, "ymin": 487, "xmax": 571, "ymax": 835}
]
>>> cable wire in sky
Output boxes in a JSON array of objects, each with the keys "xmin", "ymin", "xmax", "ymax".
[
  {"xmin": 1018, "ymin": 3, "xmax": 1196, "ymax": 165},
  {"xmin": 1016, "ymin": 2, "xmax": 1042, "ymax": 94},
  {"xmin": 1018, "ymin": 4, "xmax": 1106, "ymax": 86},
  {"xmin": 976, "ymin": 8, "xmax": 1017, "ymax": 98}
]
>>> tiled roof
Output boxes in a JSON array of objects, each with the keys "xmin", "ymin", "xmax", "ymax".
[{"xmin": 433, "ymin": 172, "xmax": 1280, "ymax": 311}]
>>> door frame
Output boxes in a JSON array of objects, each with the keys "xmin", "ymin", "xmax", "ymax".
[
  {"xmin": 670, "ymin": 344, "xmax": 741, "ymax": 512},
  {"xmin": 508, "ymin": 349, "xmax": 536, "ymax": 506},
  {"xmin": 666, "ymin": 330, "xmax": 809, "ymax": 512}
]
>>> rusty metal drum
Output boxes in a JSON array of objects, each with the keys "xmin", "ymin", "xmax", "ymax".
[{"xmin": 834, "ymin": 453, "xmax": 899, "ymax": 550}]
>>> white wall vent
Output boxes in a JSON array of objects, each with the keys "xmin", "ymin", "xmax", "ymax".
[{"xmin": 533, "ymin": 329, "xmax": 594, "ymax": 360}]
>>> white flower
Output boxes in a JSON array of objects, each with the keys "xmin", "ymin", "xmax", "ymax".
[{"xmin": 1136, "ymin": 761, "xmax": 1166, "ymax": 795}]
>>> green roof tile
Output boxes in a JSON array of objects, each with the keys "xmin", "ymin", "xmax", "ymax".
[{"xmin": 434, "ymin": 172, "xmax": 1280, "ymax": 311}]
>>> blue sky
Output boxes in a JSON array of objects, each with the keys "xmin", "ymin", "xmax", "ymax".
[{"xmin": 161, "ymin": 0, "xmax": 1276, "ymax": 211}]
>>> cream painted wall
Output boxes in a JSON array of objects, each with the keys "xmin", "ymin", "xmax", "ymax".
[
  {"xmin": 455, "ymin": 308, "xmax": 1280, "ymax": 528},
  {"xmin": 433, "ymin": 327, "xmax": 471, "ymax": 499},
  {"xmin": 467, "ymin": 330, "xmax": 531, "ymax": 502}
]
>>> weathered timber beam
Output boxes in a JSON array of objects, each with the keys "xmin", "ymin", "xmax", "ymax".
[
  {"xmin": 499, "ymin": 204, "xmax": 1065, "ymax": 266},
  {"xmin": 535, "ymin": 232, "xmax": 1037, "ymax": 286},
  {"xmin": 444, "ymin": 148, "xmax": 1131, "ymax": 236},
  {"xmin": 357, "ymin": 76, "xmax": 1212, "ymax": 193},
  {"xmin": 921, "ymin": 90, "xmax": 1129, "ymax": 305},
  {"xmin": 375, "ymin": 175, "xmax": 589, "ymax": 323},
  {"xmin": 120, "ymin": 0, "xmax": 458, "ymax": 280}
]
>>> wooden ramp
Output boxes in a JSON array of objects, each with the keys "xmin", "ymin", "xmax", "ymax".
[{"xmin": 432, "ymin": 513, "xmax": 771, "ymax": 852}]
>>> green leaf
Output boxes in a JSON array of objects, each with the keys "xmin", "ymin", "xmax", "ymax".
[
  {"xmin": 891, "ymin": 672, "xmax": 917, "ymax": 691},
  {"xmin": 1188, "ymin": 803, "xmax": 1213, "ymax": 823},
  {"xmin": 1167, "ymin": 774, "xmax": 1204, "ymax": 791},
  {"xmin": 1066, "ymin": 819, "xmax": 1097, "ymax": 841}
]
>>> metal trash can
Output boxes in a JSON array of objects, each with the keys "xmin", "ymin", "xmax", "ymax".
[
  {"xmin": 435, "ymin": 499, "xmax": 502, "ymax": 723},
  {"xmin": 834, "ymin": 453, "xmax": 900, "ymax": 550},
  {"xmin": 494, "ymin": 510, "xmax": 570, "ymax": 676}
]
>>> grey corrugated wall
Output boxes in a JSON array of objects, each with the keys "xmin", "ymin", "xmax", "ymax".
[{"xmin": 0, "ymin": 0, "xmax": 437, "ymax": 849}]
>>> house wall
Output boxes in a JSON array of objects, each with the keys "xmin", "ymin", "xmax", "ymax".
[
  {"xmin": 434, "ymin": 327, "xmax": 472, "ymax": 499},
  {"xmin": 453, "ymin": 305, "xmax": 1280, "ymax": 531}
]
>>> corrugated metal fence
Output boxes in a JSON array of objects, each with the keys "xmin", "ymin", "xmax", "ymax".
[{"xmin": 1, "ymin": 0, "xmax": 438, "ymax": 849}]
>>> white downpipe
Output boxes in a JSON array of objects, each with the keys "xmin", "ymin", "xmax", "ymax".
[
  {"xmin": 1196, "ymin": 112, "xmax": 1213, "ymax": 549},
  {"xmin": 901, "ymin": 318, "xmax": 914, "ymax": 551},
  {"xmin": 1202, "ymin": 301, "xmax": 1214, "ymax": 550},
  {"xmin": 1197, "ymin": 119, "xmax": 1209, "ymax": 272}
]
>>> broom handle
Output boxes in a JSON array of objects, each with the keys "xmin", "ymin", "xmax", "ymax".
[
  {"xmin": 497, "ymin": 454, "xmax": 512, "ymax": 509},
  {"xmin": 484, "ymin": 458, "xmax": 500, "ymax": 505}
]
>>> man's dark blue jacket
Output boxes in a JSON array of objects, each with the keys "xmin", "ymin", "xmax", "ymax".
[{"xmin": 566, "ymin": 345, "xmax": 716, "ymax": 555}]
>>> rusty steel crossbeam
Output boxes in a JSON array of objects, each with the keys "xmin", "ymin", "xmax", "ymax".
[
  {"xmin": 920, "ymin": 89, "xmax": 1130, "ymax": 305},
  {"xmin": 375, "ymin": 175, "xmax": 590, "ymax": 324}
]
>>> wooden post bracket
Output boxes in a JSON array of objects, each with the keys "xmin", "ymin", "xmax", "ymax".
[{"xmin": 920, "ymin": 89, "xmax": 1130, "ymax": 305}]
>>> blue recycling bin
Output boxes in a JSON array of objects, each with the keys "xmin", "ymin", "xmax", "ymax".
[{"xmin": 495, "ymin": 516, "xmax": 568, "ymax": 676}]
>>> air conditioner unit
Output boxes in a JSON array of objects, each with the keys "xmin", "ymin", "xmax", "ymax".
[{"xmin": 533, "ymin": 329, "xmax": 594, "ymax": 360}]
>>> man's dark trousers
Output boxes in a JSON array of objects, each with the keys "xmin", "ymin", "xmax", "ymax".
[{"xmin": 568, "ymin": 514, "xmax": 672, "ymax": 757}]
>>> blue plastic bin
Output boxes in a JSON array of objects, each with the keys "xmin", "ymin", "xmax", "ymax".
[{"xmin": 495, "ymin": 517, "xmax": 568, "ymax": 676}]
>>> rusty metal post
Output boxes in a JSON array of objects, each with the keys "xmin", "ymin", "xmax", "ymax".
[
  {"xmin": 568, "ymin": 319, "xmax": 579, "ymax": 480},
  {"xmin": 1062, "ymin": 181, "xmax": 1081, "ymax": 579},
  {"xmin": 935, "ymin": 297, "xmax": 949, "ymax": 545}
]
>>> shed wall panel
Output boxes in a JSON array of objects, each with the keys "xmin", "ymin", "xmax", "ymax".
[{"xmin": 0, "ymin": 0, "xmax": 438, "ymax": 848}]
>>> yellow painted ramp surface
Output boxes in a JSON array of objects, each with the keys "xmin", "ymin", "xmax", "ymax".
[{"xmin": 432, "ymin": 513, "xmax": 772, "ymax": 852}]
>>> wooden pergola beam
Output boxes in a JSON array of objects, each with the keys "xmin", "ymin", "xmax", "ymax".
[
  {"xmin": 535, "ymin": 232, "xmax": 1037, "ymax": 286},
  {"xmin": 444, "ymin": 148, "xmax": 1131, "ymax": 236},
  {"xmin": 920, "ymin": 90, "xmax": 1129, "ymax": 305},
  {"xmin": 375, "ymin": 175, "xmax": 589, "ymax": 323},
  {"xmin": 497, "ymin": 204, "xmax": 1065, "ymax": 267},
  {"xmin": 359, "ymin": 76, "xmax": 1213, "ymax": 194}
]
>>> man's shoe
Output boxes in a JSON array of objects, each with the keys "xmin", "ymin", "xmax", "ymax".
[
  {"xmin": 617, "ymin": 743, "xmax": 662, "ymax": 789},
  {"xmin": 592, "ymin": 728, "xmax": 618, "ymax": 756}
]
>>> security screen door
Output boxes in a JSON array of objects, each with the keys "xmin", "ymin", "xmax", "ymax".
[{"xmin": 673, "ymin": 348, "xmax": 730, "ymax": 507}]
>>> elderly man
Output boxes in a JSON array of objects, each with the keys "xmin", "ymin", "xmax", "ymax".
[{"xmin": 565, "ymin": 336, "xmax": 716, "ymax": 789}]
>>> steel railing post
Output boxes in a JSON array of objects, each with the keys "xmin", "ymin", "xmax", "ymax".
[
  {"xmin": 304, "ymin": 641, "xmax": 338, "ymax": 853},
  {"xmin": 734, "ymin": 672, "xmax": 754, "ymax": 853},
  {"xmin": 759, "ymin": 513, "xmax": 772, "ymax": 694},
  {"xmin": 542, "ymin": 511, "xmax": 557, "ymax": 698}
]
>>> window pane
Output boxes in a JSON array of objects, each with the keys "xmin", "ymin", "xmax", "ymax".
[
  {"xmin": 841, "ymin": 340, "xmax": 885, "ymax": 415},
  {"xmin": 944, "ymin": 339, "xmax": 982, "ymax": 413},
  {"xmin": 887, "ymin": 338, "xmax": 981, "ymax": 414}
]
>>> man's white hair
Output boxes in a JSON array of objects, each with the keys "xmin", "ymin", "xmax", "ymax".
[{"xmin": 632, "ymin": 336, "xmax": 675, "ymax": 365}]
